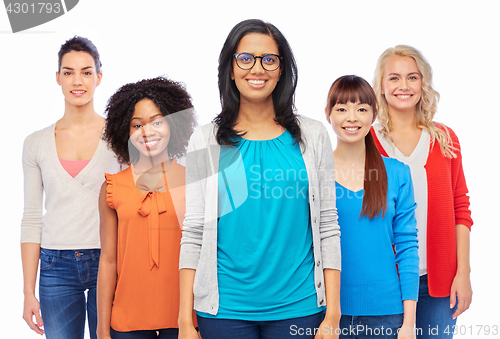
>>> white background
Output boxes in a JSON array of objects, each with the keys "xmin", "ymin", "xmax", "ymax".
[{"xmin": 1, "ymin": 0, "xmax": 499, "ymax": 338}]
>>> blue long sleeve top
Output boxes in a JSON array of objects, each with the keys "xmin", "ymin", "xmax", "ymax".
[{"xmin": 336, "ymin": 157, "xmax": 419, "ymax": 316}]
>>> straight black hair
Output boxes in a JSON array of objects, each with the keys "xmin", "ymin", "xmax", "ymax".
[{"xmin": 214, "ymin": 19, "xmax": 300, "ymax": 145}]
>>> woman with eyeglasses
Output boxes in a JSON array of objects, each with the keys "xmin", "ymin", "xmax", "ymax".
[
  {"xmin": 178, "ymin": 19, "xmax": 341, "ymax": 339},
  {"xmin": 21, "ymin": 36, "xmax": 120, "ymax": 339},
  {"xmin": 371, "ymin": 45, "xmax": 473, "ymax": 338}
]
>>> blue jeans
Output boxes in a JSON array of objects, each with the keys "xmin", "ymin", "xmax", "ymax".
[
  {"xmin": 39, "ymin": 248, "xmax": 100, "ymax": 339},
  {"xmin": 416, "ymin": 274, "xmax": 458, "ymax": 339},
  {"xmin": 339, "ymin": 314, "xmax": 404, "ymax": 339},
  {"xmin": 197, "ymin": 311, "xmax": 325, "ymax": 339},
  {"xmin": 110, "ymin": 328, "xmax": 178, "ymax": 339}
]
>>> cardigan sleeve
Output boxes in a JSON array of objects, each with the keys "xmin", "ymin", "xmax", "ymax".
[
  {"xmin": 392, "ymin": 160, "xmax": 420, "ymax": 301},
  {"xmin": 20, "ymin": 133, "xmax": 44, "ymax": 244},
  {"xmin": 314, "ymin": 122, "xmax": 341, "ymax": 270},
  {"xmin": 179, "ymin": 127, "xmax": 209, "ymax": 270},
  {"xmin": 445, "ymin": 126, "xmax": 473, "ymax": 230}
]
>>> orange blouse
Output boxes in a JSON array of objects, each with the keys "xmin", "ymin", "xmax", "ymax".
[{"xmin": 105, "ymin": 160, "xmax": 193, "ymax": 331}]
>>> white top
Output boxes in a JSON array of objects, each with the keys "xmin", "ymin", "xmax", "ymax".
[
  {"xmin": 21, "ymin": 123, "xmax": 120, "ymax": 249},
  {"xmin": 373, "ymin": 123, "xmax": 430, "ymax": 276}
]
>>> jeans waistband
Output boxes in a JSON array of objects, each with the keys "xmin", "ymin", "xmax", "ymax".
[{"xmin": 40, "ymin": 248, "xmax": 100, "ymax": 260}]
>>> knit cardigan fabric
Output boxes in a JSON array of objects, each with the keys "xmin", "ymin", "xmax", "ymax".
[{"xmin": 371, "ymin": 124, "xmax": 473, "ymax": 297}]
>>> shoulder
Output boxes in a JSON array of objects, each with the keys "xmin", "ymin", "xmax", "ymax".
[
  {"xmin": 24, "ymin": 124, "xmax": 55, "ymax": 145},
  {"xmin": 382, "ymin": 156, "xmax": 412, "ymax": 182},
  {"xmin": 190, "ymin": 122, "xmax": 217, "ymax": 145},
  {"xmin": 297, "ymin": 115, "xmax": 327, "ymax": 132},
  {"xmin": 296, "ymin": 115, "xmax": 329, "ymax": 144},
  {"xmin": 435, "ymin": 122, "xmax": 459, "ymax": 142}
]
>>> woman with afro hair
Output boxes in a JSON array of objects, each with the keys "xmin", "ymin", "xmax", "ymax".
[{"xmin": 97, "ymin": 76, "xmax": 197, "ymax": 339}]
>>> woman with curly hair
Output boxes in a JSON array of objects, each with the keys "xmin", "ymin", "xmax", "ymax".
[
  {"xmin": 97, "ymin": 76, "xmax": 197, "ymax": 339},
  {"xmin": 21, "ymin": 36, "xmax": 119, "ymax": 339},
  {"xmin": 371, "ymin": 45, "xmax": 473, "ymax": 338},
  {"xmin": 178, "ymin": 19, "xmax": 341, "ymax": 339}
]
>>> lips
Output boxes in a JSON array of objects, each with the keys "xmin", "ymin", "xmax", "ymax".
[
  {"xmin": 342, "ymin": 126, "xmax": 361, "ymax": 134},
  {"xmin": 70, "ymin": 90, "xmax": 86, "ymax": 96},
  {"xmin": 395, "ymin": 94, "xmax": 413, "ymax": 100},
  {"xmin": 140, "ymin": 139, "xmax": 160, "ymax": 150},
  {"xmin": 246, "ymin": 79, "xmax": 267, "ymax": 88}
]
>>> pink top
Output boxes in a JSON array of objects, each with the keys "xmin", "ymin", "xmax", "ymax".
[{"xmin": 59, "ymin": 158, "xmax": 91, "ymax": 178}]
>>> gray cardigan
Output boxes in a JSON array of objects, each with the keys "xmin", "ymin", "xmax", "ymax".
[{"xmin": 179, "ymin": 116, "xmax": 341, "ymax": 315}]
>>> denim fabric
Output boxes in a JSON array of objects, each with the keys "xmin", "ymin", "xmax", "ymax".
[
  {"xmin": 339, "ymin": 313, "xmax": 404, "ymax": 339},
  {"xmin": 197, "ymin": 311, "xmax": 324, "ymax": 339},
  {"xmin": 39, "ymin": 248, "xmax": 100, "ymax": 339},
  {"xmin": 110, "ymin": 328, "xmax": 178, "ymax": 339},
  {"xmin": 416, "ymin": 275, "xmax": 458, "ymax": 339}
]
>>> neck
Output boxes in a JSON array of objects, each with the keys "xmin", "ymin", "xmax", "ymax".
[
  {"xmin": 60, "ymin": 98, "xmax": 99, "ymax": 126},
  {"xmin": 388, "ymin": 107, "xmax": 418, "ymax": 131},
  {"xmin": 237, "ymin": 98, "xmax": 276, "ymax": 125},
  {"xmin": 334, "ymin": 138, "xmax": 366, "ymax": 167},
  {"xmin": 134, "ymin": 152, "xmax": 172, "ymax": 173}
]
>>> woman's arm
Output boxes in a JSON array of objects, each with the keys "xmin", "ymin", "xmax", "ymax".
[
  {"xmin": 315, "ymin": 269, "xmax": 341, "ymax": 339},
  {"xmin": 21, "ymin": 243, "xmax": 44, "ymax": 335},
  {"xmin": 178, "ymin": 269, "xmax": 199, "ymax": 339},
  {"xmin": 398, "ymin": 300, "xmax": 417, "ymax": 339},
  {"xmin": 450, "ymin": 224, "xmax": 472, "ymax": 319},
  {"xmin": 21, "ymin": 134, "xmax": 45, "ymax": 334},
  {"xmin": 96, "ymin": 182, "xmax": 118, "ymax": 339}
]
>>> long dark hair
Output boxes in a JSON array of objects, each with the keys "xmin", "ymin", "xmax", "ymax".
[
  {"xmin": 58, "ymin": 36, "xmax": 102, "ymax": 73},
  {"xmin": 214, "ymin": 19, "xmax": 300, "ymax": 145},
  {"xmin": 326, "ymin": 75, "xmax": 388, "ymax": 219}
]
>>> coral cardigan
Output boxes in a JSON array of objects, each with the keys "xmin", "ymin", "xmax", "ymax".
[{"xmin": 371, "ymin": 125, "xmax": 473, "ymax": 297}]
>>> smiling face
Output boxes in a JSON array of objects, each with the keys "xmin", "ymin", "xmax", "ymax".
[
  {"xmin": 56, "ymin": 51, "xmax": 102, "ymax": 108},
  {"xmin": 382, "ymin": 56, "xmax": 422, "ymax": 115},
  {"xmin": 328, "ymin": 101, "xmax": 375, "ymax": 147},
  {"xmin": 231, "ymin": 33, "xmax": 281, "ymax": 106},
  {"xmin": 129, "ymin": 98, "xmax": 170, "ymax": 162}
]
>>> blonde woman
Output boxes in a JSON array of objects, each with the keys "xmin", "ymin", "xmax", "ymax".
[{"xmin": 371, "ymin": 45, "xmax": 473, "ymax": 339}]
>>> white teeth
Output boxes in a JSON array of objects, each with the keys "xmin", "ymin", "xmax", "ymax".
[
  {"xmin": 344, "ymin": 127, "xmax": 359, "ymax": 131},
  {"xmin": 397, "ymin": 94, "xmax": 411, "ymax": 98},
  {"xmin": 248, "ymin": 80, "xmax": 265, "ymax": 84},
  {"xmin": 71, "ymin": 90, "xmax": 85, "ymax": 94}
]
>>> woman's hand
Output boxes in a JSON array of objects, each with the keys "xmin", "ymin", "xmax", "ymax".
[
  {"xmin": 397, "ymin": 324, "xmax": 416, "ymax": 339},
  {"xmin": 179, "ymin": 325, "xmax": 201, "ymax": 339},
  {"xmin": 314, "ymin": 319, "xmax": 339, "ymax": 339},
  {"xmin": 450, "ymin": 271, "xmax": 472, "ymax": 319},
  {"xmin": 23, "ymin": 293, "xmax": 44, "ymax": 335}
]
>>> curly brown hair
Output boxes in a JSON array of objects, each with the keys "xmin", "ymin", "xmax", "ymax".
[{"xmin": 103, "ymin": 76, "xmax": 197, "ymax": 165}]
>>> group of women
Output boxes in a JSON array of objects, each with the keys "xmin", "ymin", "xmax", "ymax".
[{"xmin": 20, "ymin": 19, "xmax": 473, "ymax": 339}]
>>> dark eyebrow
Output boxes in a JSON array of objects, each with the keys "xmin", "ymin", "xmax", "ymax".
[
  {"xmin": 61, "ymin": 66, "xmax": 95, "ymax": 70},
  {"xmin": 130, "ymin": 114, "xmax": 163, "ymax": 122}
]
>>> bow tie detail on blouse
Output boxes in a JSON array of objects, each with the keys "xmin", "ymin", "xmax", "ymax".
[{"xmin": 138, "ymin": 188, "xmax": 168, "ymax": 270}]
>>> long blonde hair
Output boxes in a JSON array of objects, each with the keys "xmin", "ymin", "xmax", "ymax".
[{"xmin": 373, "ymin": 45, "xmax": 457, "ymax": 158}]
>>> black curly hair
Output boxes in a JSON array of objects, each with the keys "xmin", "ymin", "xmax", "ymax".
[{"xmin": 103, "ymin": 76, "xmax": 197, "ymax": 165}]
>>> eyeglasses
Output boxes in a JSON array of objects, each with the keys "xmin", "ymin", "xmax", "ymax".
[{"xmin": 233, "ymin": 53, "xmax": 281, "ymax": 71}]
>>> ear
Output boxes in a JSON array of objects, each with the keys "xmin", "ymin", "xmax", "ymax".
[
  {"xmin": 56, "ymin": 72, "xmax": 61, "ymax": 85},
  {"xmin": 325, "ymin": 107, "xmax": 331, "ymax": 124},
  {"xmin": 96, "ymin": 72, "xmax": 103, "ymax": 87},
  {"xmin": 231, "ymin": 71, "xmax": 234, "ymax": 80}
]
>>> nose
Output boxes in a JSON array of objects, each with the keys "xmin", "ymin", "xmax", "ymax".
[
  {"xmin": 141, "ymin": 123, "xmax": 156, "ymax": 137},
  {"xmin": 250, "ymin": 57, "xmax": 265, "ymax": 74},
  {"xmin": 400, "ymin": 78, "xmax": 409, "ymax": 91},
  {"xmin": 72, "ymin": 73, "xmax": 82, "ymax": 86},
  {"xmin": 346, "ymin": 109, "xmax": 358, "ymax": 122}
]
